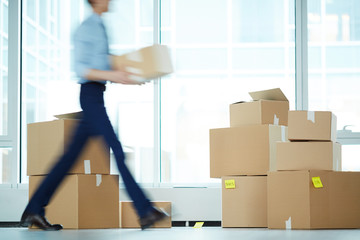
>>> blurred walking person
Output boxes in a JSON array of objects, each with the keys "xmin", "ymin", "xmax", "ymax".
[{"xmin": 20, "ymin": 0, "xmax": 168, "ymax": 231}]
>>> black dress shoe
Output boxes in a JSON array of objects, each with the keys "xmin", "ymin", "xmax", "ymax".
[
  {"xmin": 139, "ymin": 207, "xmax": 170, "ymax": 230},
  {"xmin": 20, "ymin": 212, "xmax": 63, "ymax": 231}
]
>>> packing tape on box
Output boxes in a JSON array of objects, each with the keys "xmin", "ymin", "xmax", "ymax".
[
  {"xmin": 285, "ymin": 217, "xmax": 292, "ymax": 230},
  {"xmin": 84, "ymin": 160, "xmax": 91, "ymax": 174},
  {"xmin": 128, "ymin": 73, "xmax": 149, "ymax": 83},
  {"xmin": 126, "ymin": 49, "xmax": 144, "ymax": 62},
  {"xmin": 273, "ymin": 114, "xmax": 279, "ymax": 126},
  {"xmin": 96, "ymin": 174, "xmax": 102, "ymax": 187},
  {"xmin": 307, "ymin": 111, "xmax": 315, "ymax": 123},
  {"xmin": 281, "ymin": 126, "xmax": 286, "ymax": 142}
]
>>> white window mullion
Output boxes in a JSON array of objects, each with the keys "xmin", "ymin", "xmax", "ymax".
[
  {"xmin": 153, "ymin": 0, "xmax": 161, "ymax": 187},
  {"xmin": 295, "ymin": 0, "xmax": 308, "ymax": 110},
  {"xmin": 8, "ymin": 0, "xmax": 21, "ymax": 186}
]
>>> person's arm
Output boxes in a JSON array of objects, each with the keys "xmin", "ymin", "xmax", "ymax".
[
  {"xmin": 74, "ymin": 27, "xmax": 142, "ymax": 85},
  {"xmin": 85, "ymin": 69, "xmax": 143, "ymax": 85}
]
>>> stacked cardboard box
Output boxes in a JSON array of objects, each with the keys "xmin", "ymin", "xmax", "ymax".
[
  {"xmin": 111, "ymin": 44, "xmax": 173, "ymax": 82},
  {"xmin": 209, "ymin": 88, "xmax": 289, "ymax": 227},
  {"xmin": 27, "ymin": 113, "xmax": 120, "ymax": 229},
  {"xmin": 268, "ymin": 111, "xmax": 360, "ymax": 229}
]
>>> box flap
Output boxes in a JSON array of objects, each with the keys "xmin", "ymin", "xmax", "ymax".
[
  {"xmin": 54, "ymin": 111, "xmax": 83, "ymax": 120},
  {"xmin": 249, "ymin": 88, "xmax": 288, "ymax": 101}
]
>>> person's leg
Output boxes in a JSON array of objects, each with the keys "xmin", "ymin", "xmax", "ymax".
[
  {"xmin": 24, "ymin": 119, "xmax": 91, "ymax": 216},
  {"xmin": 23, "ymin": 83, "xmax": 97, "ymax": 217},
  {"xmin": 81, "ymin": 83, "xmax": 168, "ymax": 229},
  {"xmin": 84, "ymin": 101, "xmax": 153, "ymax": 217}
]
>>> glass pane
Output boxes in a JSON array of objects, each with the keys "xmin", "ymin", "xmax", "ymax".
[
  {"xmin": 175, "ymin": 0, "xmax": 227, "ymax": 44},
  {"xmin": 0, "ymin": 148, "xmax": 12, "ymax": 184},
  {"xmin": 342, "ymin": 145, "xmax": 360, "ymax": 171},
  {"xmin": 104, "ymin": 1, "xmax": 155, "ymax": 183},
  {"xmin": 1, "ymin": 3, "xmax": 9, "ymax": 136},
  {"xmin": 0, "ymin": 71, "xmax": 8, "ymax": 136},
  {"xmin": 106, "ymin": 0, "xmax": 136, "ymax": 45},
  {"xmin": 308, "ymin": 0, "xmax": 360, "ymax": 132},
  {"xmin": 2, "ymin": 3, "xmax": 8, "ymax": 34},
  {"xmin": 26, "ymin": 0, "xmax": 36, "ymax": 21},
  {"xmin": 39, "ymin": 0, "xmax": 48, "ymax": 29},
  {"xmin": 21, "ymin": 0, "xmax": 83, "ymax": 183},
  {"xmin": 21, "ymin": 0, "xmax": 155, "ymax": 184},
  {"xmin": 161, "ymin": 0, "xmax": 296, "ymax": 183}
]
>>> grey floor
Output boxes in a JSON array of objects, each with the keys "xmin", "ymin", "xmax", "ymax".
[{"xmin": 1, "ymin": 227, "xmax": 360, "ymax": 240}]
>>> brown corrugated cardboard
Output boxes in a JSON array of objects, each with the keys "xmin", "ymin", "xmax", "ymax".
[
  {"xmin": 222, "ymin": 176, "xmax": 267, "ymax": 228},
  {"xmin": 230, "ymin": 88, "xmax": 289, "ymax": 127},
  {"xmin": 27, "ymin": 119, "xmax": 110, "ymax": 176},
  {"xmin": 111, "ymin": 44, "xmax": 173, "ymax": 81},
  {"xmin": 119, "ymin": 201, "xmax": 172, "ymax": 228},
  {"xmin": 29, "ymin": 174, "xmax": 119, "ymax": 229},
  {"xmin": 210, "ymin": 125, "xmax": 288, "ymax": 178},
  {"xmin": 276, "ymin": 141, "xmax": 342, "ymax": 171},
  {"xmin": 288, "ymin": 111, "xmax": 337, "ymax": 141},
  {"xmin": 268, "ymin": 171, "xmax": 360, "ymax": 229}
]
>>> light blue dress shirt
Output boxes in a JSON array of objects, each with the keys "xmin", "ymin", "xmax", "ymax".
[{"xmin": 74, "ymin": 13, "xmax": 110, "ymax": 84}]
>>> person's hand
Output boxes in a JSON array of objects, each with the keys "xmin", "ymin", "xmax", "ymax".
[{"xmin": 107, "ymin": 70, "xmax": 144, "ymax": 85}]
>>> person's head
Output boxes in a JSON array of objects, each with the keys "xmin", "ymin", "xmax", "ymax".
[{"xmin": 87, "ymin": 0, "xmax": 110, "ymax": 15}]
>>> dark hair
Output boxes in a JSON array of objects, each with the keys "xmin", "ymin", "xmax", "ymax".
[{"xmin": 87, "ymin": 0, "xmax": 94, "ymax": 5}]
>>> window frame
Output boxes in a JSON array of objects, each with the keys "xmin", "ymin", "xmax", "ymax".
[{"xmin": 2, "ymin": 0, "xmax": 360, "ymax": 189}]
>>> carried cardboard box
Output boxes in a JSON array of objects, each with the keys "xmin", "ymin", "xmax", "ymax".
[
  {"xmin": 268, "ymin": 170, "xmax": 360, "ymax": 229},
  {"xmin": 210, "ymin": 124, "xmax": 287, "ymax": 178},
  {"xmin": 222, "ymin": 176, "xmax": 267, "ymax": 228},
  {"xmin": 27, "ymin": 116, "xmax": 110, "ymax": 176},
  {"xmin": 288, "ymin": 111, "xmax": 337, "ymax": 141},
  {"xmin": 276, "ymin": 141, "xmax": 341, "ymax": 171},
  {"xmin": 29, "ymin": 174, "xmax": 119, "ymax": 229},
  {"xmin": 230, "ymin": 88, "xmax": 289, "ymax": 127},
  {"xmin": 119, "ymin": 201, "xmax": 172, "ymax": 228},
  {"xmin": 111, "ymin": 44, "xmax": 173, "ymax": 82}
]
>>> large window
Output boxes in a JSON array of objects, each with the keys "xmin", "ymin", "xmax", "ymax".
[
  {"xmin": 21, "ymin": 0, "xmax": 155, "ymax": 184},
  {"xmin": 160, "ymin": 0, "xmax": 296, "ymax": 183},
  {"xmin": 21, "ymin": 0, "xmax": 83, "ymax": 183},
  {"xmin": 104, "ymin": 0, "xmax": 155, "ymax": 183},
  {"xmin": 4, "ymin": 0, "xmax": 358, "ymax": 186},
  {"xmin": 308, "ymin": 0, "xmax": 360, "ymax": 131},
  {"xmin": 1, "ymin": 0, "xmax": 8, "ymax": 136},
  {"xmin": 0, "ymin": 0, "xmax": 11, "ymax": 184},
  {"xmin": 307, "ymin": 0, "xmax": 360, "ymax": 168}
]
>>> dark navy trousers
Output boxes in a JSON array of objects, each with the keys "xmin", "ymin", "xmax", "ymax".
[{"xmin": 25, "ymin": 82, "xmax": 152, "ymax": 218}]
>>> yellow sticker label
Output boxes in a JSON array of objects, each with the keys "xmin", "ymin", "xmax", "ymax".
[
  {"xmin": 225, "ymin": 179, "xmax": 236, "ymax": 189},
  {"xmin": 193, "ymin": 222, "xmax": 204, "ymax": 228},
  {"xmin": 312, "ymin": 177, "xmax": 323, "ymax": 188}
]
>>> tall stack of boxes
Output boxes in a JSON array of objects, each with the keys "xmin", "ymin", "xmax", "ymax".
[
  {"xmin": 27, "ymin": 113, "xmax": 120, "ymax": 229},
  {"xmin": 209, "ymin": 88, "xmax": 289, "ymax": 227},
  {"xmin": 268, "ymin": 111, "xmax": 360, "ymax": 229}
]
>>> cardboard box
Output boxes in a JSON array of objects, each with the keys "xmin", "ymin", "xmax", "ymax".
[
  {"xmin": 120, "ymin": 201, "xmax": 172, "ymax": 228},
  {"xmin": 29, "ymin": 174, "xmax": 119, "ymax": 229},
  {"xmin": 210, "ymin": 125, "xmax": 287, "ymax": 178},
  {"xmin": 288, "ymin": 111, "xmax": 337, "ymax": 141},
  {"xmin": 111, "ymin": 44, "xmax": 173, "ymax": 82},
  {"xmin": 222, "ymin": 176, "xmax": 267, "ymax": 228},
  {"xmin": 268, "ymin": 171, "xmax": 360, "ymax": 229},
  {"xmin": 276, "ymin": 141, "xmax": 341, "ymax": 171},
  {"xmin": 230, "ymin": 88, "xmax": 289, "ymax": 127},
  {"xmin": 27, "ymin": 119, "xmax": 110, "ymax": 176}
]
